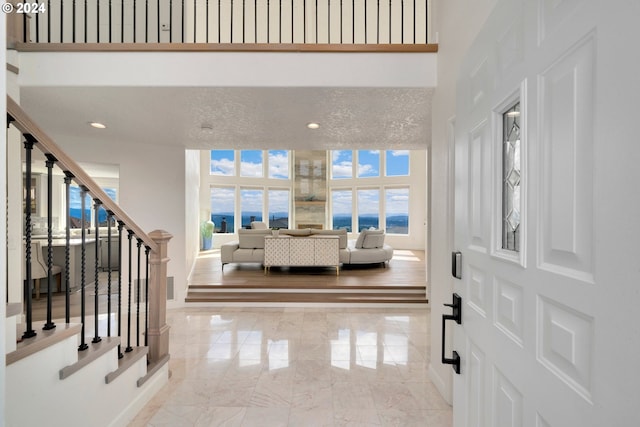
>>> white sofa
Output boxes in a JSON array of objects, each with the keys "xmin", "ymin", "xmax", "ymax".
[{"xmin": 220, "ymin": 228, "xmax": 393, "ymax": 270}]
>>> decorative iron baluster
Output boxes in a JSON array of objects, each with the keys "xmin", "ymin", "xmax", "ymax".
[
  {"xmin": 126, "ymin": 230, "xmax": 134, "ymax": 352},
  {"xmin": 254, "ymin": 0, "xmax": 257, "ymax": 42},
  {"xmin": 133, "ymin": 0, "xmax": 137, "ymax": 43},
  {"xmin": 136, "ymin": 238, "xmax": 142, "ymax": 347},
  {"xmin": 230, "ymin": 0, "xmax": 234, "ymax": 42},
  {"xmin": 35, "ymin": 3, "xmax": 40, "ymax": 42},
  {"xmin": 121, "ymin": 0, "xmax": 124, "ymax": 42},
  {"xmin": 144, "ymin": 246, "xmax": 150, "ymax": 347},
  {"xmin": 303, "ymin": 0, "xmax": 306, "ymax": 43},
  {"xmin": 206, "ymin": 0, "xmax": 209, "ymax": 42},
  {"xmin": 217, "ymin": 0, "xmax": 220, "ymax": 42},
  {"xmin": 64, "ymin": 173, "xmax": 74, "ymax": 324},
  {"xmin": 109, "ymin": 0, "xmax": 112, "ymax": 42},
  {"xmin": 72, "ymin": 0, "xmax": 76, "ymax": 42},
  {"xmin": 92, "ymin": 199, "xmax": 102, "ymax": 343},
  {"xmin": 78, "ymin": 186, "xmax": 89, "ymax": 351},
  {"xmin": 117, "ymin": 220, "xmax": 124, "ymax": 358},
  {"xmin": 267, "ymin": 0, "xmax": 270, "ymax": 43},
  {"xmin": 352, "ymin": 0, "xmax": 354, "ymax": 42},
  {"xmin": 278, "ymin": 0, "xmax": 281, "ymax": 43},
  {"xmin": 157, "ymin": 0, "xmax": 160, "ymax": 42},
  {"xmin": 181, "ymin": 0, "xmax": 185, "ymax": 42},
  {"xmin": 22, "ymin": 135, "xmax": 37, "ymax": 339},
  {"xmin": 401, "ymin": 0, "xmax": 404, "ymax": 44},
  {"xmin": 60, "ymin": 0, "xmax": 64, "ymax": 42},
  {"xmin": 48, "ymin": 0, "xmax": 51, "ymax": 42},
  {"xmin": 84, "ymin": 0, "xmax": 88, "ymax": 42},
  {"xmin": 107, "ymin": 211, "xmax": 114, "ymax": 336},
  {"xmin": 145, "ymin": 0, "xmax": 148, "ymax": 42},
  {"xmin": 340, "ymin": 0, "xmax": 343, "ymax": 43},
  {"xmin": 388, "ymin": 0, "xmax": 391, "ymax": 43},
  {"xmin": 363, "ymin": 0, "xmax": 367, "ymax": 43},
  {"xmin": 193, "ymin": 0, "xmax": 197, "ymax": 42},
  {"xmin": 314, "ymin": 0, "xmax": 317, "ymax": 42},
  {"xmin": 291, "ymin": 0, "xmax": 293, "ymax": 43},
  {"xmin": 97, "ymin": 0, "xmax": 100, "ymax": 42},
  {"xmin": 243, "ymin": 0, "xmax": 246, "ymax": 43},
  {"xmin": 170, "ymin": 0, "xmax": 173, "ymax": 42},
  {"xmin": 43, "ymin": 154, "xmax": 57, "ymax": 331},
  {"xmin": 413, "ymin": 0, "xmax": 415, "ymax": 43}
]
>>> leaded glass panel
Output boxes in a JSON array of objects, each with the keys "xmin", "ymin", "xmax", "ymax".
[{"xmin": 502, "ymin": 103, "xmax": 521, "ymax": 251}]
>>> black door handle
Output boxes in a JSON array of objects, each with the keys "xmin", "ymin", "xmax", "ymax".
[{"xmin": 442, "ymin": 293, "xmax": 462, "ymax": 374}]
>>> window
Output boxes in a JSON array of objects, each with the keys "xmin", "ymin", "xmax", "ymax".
[
  {"xmin": 240, "ymin": 150, "xmax": 263, "ymax": 177},
  {"xmin": 385, "ymin": 188, "xmax": 409, "ymax": 234},
  {"xmin": 268, "ymin": 150, "xmax": 289, "ymax": 179},
  {"xmin": 332, "ymin": 190, "xmax": 352, "ymax": 231},
  {"xmin": 502, "ymin": 103, "xmax": 521, "ymax": 251},
  {"xmin": 331, "ymin": 150, "xmax": 353, "ymax": 179},
  {"xmin": 210, "ymin": 150, "xmax": 235, "ymax": 176},
  {"xmin": 357, "ymin": 189, "xmax": 379, "ymax": 231},
  {"xmin": 211, "ymin": 187, "xmax": 235, "ymax": 233},
  {"xmin": 69, "ymin": 186, "xmax": 117, "ymax": 228},
  {"xmin": 240, "ymin": 188, "xmax": 263, "ymax": 228},
  {"xmin": 385, "ymin": 150, "xmax": 410, "ymax": 176},
  {"xmin": 69, "ymin": 186, "xmax": 92, "ymax": 228},
  {"xmin": 358, "ymin": 150, "xmax": 380, "ymax": 178},
  {"xmin": 268, "ymin": 189, "xmax": 289, "ymax": 228}
]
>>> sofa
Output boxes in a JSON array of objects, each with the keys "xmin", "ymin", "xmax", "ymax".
[{"xmin": 220, "ymin": 228, "xmax": 393, "ymax": 270}]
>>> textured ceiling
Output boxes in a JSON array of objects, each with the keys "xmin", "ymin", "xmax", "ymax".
[{"xmin": 21, "ymin": 86, "xmax": 433, "ymax": 151}]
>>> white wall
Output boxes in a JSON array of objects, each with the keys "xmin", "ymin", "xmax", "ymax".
[
  {"xmin": 428, "ymin": 0, "xmax": 498, "ymax": 404},
  {"xmin": 45, "ymin": 136, "xmax": 188, "ymax": 307}
]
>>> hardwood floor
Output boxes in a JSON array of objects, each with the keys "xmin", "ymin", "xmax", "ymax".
[{"xmin": 186, "ymin": 248, "xmax": 429, "ymax": 304}]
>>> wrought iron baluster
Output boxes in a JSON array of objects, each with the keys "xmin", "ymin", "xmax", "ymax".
[
  {"xmin": 217, "ymin": 0, "xmax": 220, "ymax": 42},
  {"xmin": 254, "ymin": 0, "xmax": 257, "ymax": 42},
  {"xmin": 126, "ymin": 230, "xmax": 134, "ymax": 352},
  {"xmin": 121, "ymin": 0, "xmax": 124, "ymax": 42},
  {"xmin": 84, "ymin": 0, "xmax": 87, "ymax": 42},
  {"xmin": 327, "ymin": 0, "xmax": 330, "ymax": 43},
  {"xmin": 43, "ymin": 154, "xmax": 57, "ymax": 331},
  {"xmin": 60, "ymin": 0, "xmax": 64, "ymax": 42},
  {"xmin": 78, "ymin": 186, "xmax": 89, "ymax": 351},
  {"xmin": 267, "ymin": 0, "xmax": 270, "ymax": 43},
  {"xmin": 193, "ymin": 0, "xmax": 197, "ymax": 42},
  {"xmin": 145, "ymin": 0, "xmax": 148, "ymax": 42},
  {"xmin": 303, "ymin": 0, "xmax": 306, "ymax": 43},
  {"xmin": 181, "ymin": 0, "xmax": 185, "ymax": 43},
  {"xmin": 48, "ymin": 0, "xmax": 51, "ymax": 42},
  {"xmin": 117, "ymin": 221, "xmax": 124, "ymax": 358},
  {"xmin": 314, "ymin": 0, "xmax": 317, "ymax": 42},
  {"xmin": 230, "ymin": 0, "xmax": 234, "ymax": 42},
  {"xmin": 72, "ymin": 0, "xmax": 76, "ymax": 42},
  {"xmin": 340, "ymin": 0, "xmax": 343, "ymax": 43},
  {"xmin": 133, "ymin": 0, "xmax": 137, "ymax": 43},
  {"xmin": 136, "ymin": 238, "xmax": 142, "ymax": 347},
  {"xmin": 22, "ymin": 135, "xmax": 37, "ymax": 339},
  {"xmin": 401, "ymin": 0, "xmax": 404, "ymax": 44},
  {"xmin": 278, "ymin": 0, "xmax": 281, "ymax": 43},
  {"xmin": 35, "ymin": 3, "xmax": 40, "ymax": 42},
  {"xmin": 291, "ymin": 0, "xmax": 293, "ymax": 43},
  {"xmin": 243, "ymin": 0, "xmax": 246, "ymax": 43},
  {"xmin": 157, "ymin": 0, "xmax": 160, "ymax": 42},
  {"xmin": 363, "ymin": 0, "xmax": 366, "ymax": 43},
  {"xmin": 107, "ymin": 212, "xmax": 114, "ymax": 336},
  {"xmin": 92, "ymin": 199, "xmax": 102, "ymax": 344},
  {"xmin": 64, "ymin": 173, "xmax": 73, "ymax": 323},
  {"xmin": 144, "ymin": 246, "xmax": 150, "ymax": 347},
  {"xmin": 109, "ymin": 0, "xmax": 112, "ymax": 42},
  {"xmin": 97, "ymin": 0, "xmax": 100, "ymax": 42},
  {"xmin": 206, "ymin": 0, "xmax": 209, "ymax": 43},
  {"xmin": 352, "ymin": 0, "xmax": 354, "ymax": 42},
  {"xmin": 169, "ymin": 0, "xmax": 173, "ymax": 42}
]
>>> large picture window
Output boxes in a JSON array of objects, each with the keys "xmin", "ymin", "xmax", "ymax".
[
  {"xmin": 385, "ymin": 188, "xmax": 409, "ymax": 234},
  {"xmin": 331, "ymin": 190, "xmax": 353, "ymax": 231},
  {"xmin": 357, "ymin": 189, "xmax": 380, "ymax": 231},
  {"xmin": 268, "ymin": 189, "xmax": 290, "ymax": 228},
  {"xmin": 211, "ymin": 187, "xmax": 235, "ymax": 233}
]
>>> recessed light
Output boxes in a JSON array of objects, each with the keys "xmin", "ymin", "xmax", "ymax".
[
  {"xmin": 89, "ymin": 122, "xmax": 107, "ymax": 129},
  {"xmin": 307, "ymin": 122, "xmax": 320, "ymax": 129}
]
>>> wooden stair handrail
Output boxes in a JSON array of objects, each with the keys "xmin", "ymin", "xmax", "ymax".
[{"xmin": 7, "ymin": 95, "xmax": 159, "ymax": 253}]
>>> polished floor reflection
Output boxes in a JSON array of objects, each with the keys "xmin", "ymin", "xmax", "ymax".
[{"xmin": 130, "ymin": 307, "xmax": 451, "ymax": 427}]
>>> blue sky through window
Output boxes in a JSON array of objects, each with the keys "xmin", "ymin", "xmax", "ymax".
[
  {"xmin": 358, "ymin": 150, "xmax": 380, "ymax": 178},
  {"xmin": 210, "ymin": 150, "xmax": 235, "ymax": 176},
  {"xmin": 385, "ymin": 188, "xmax": 409, "ymax": 234},
  {"xmin": 240, "ymin": 150, "xmax": 263, "ymax": 177},
  {"xmin": 386, "ymin": 150, "xmax": 410, "ymax": 176},
  {"xmin": 332, "ymin": 150, "xmax": 353, "ymax": 179},
  {"xmin": 268, "ymin": 151, "xmax": 289, "ymax": 179}
]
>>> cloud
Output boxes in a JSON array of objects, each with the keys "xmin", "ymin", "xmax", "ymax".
[
  {"xmin": 385, "ymin": 189, "xmax": 409, "ymax": 214},
  {"xmin": 357, "ymin": 189, "xmax": 380, "ymax": 214},
  {"xmin": 240, "ymin": 189, "xmax": 263, "ymax": 211},
  {"xmin": 331, "ymin": 190, "xmax": 353, "ymax": 214},
  {"xmin": 210, "ymin": 158, "xmax": 235, "ymax": 176},
  {"xmin": 268, "ymin": 189, "xmax": 289, "ymax": 211},
  {"xmin": 210, "ymin": 187, "xmax": 235, "ymax": 212},
  {"xmin": 268, "ymin": 152, "xmax": 289, "ymax": 179},
  {"xmin": 332, "ymin": 161, "xmax": 353, "ymax": 178},
  {"xmin": 357, "ymin": 163, "xmax": 378, "ymax": 177},
  {"xmin": 389, "ymin": 150, "xmax": 409, "ymax": 156},
  {"xmin": 240, "ymin": 161, "xmax": 263, "ymax": 177}
]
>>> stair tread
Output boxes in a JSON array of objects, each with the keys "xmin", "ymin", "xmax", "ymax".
[
  {"xmin": 186, "ymin": 291, "xmax": 428, "ymax": 303},
  {"xmin": 189, "ymin": 283, "xmax": 425, "ymax": 290}
]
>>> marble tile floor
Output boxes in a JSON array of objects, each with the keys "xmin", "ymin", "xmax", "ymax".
[{"xmin": 129, "ymin": 307, "xmax": 452, "ymax": 427}]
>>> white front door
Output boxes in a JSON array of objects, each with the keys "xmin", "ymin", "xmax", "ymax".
[{"xmin": 451, "ymin": 0, "xmax": 640, "ymax": 426}]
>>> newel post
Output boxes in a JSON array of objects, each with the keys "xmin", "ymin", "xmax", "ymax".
[{"xmin": 147, "ymin": 229, "xmax": 172, "ymax": 365}]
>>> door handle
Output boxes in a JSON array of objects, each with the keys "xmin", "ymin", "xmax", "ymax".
[
  {"xmin": 442, "ymin": 293, "xmax": 462, "ymax": 374},
  {"xmin": 451, "ymin": 251, "xmax": 462, "ymax": 279}
]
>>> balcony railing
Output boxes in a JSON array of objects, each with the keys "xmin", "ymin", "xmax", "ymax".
[{"xmin": 13, "ymin": 0, "xmax": 430, "ymax": 46}]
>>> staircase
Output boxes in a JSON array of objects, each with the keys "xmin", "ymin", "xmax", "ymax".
[{"xmin": 185, "ymin": 250, "xmax": 429, "ymax": 305}]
